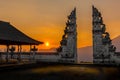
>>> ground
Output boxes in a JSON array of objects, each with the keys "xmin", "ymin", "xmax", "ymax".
[{"xmin": 0, "ymin": 64, "xmax": 120, "ymax": 80}]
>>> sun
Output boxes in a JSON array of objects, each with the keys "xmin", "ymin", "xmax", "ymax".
[{"xmin": 45, "ymin": 42, "xmax": 50, "ymax": 47}]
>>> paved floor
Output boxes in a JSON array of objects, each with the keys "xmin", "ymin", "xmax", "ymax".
[{"xmin": 0, "ymin": 64, "xmax": 120, "ymax": 80}]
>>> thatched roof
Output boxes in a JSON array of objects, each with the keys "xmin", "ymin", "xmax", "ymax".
[{"xmin": 0, "ymin": 21, "xmax": 43, "ymax": 45}]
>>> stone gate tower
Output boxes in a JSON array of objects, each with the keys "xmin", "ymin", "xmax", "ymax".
[
  {"xmin": 57, "ymin": 8, "xmax": 77, "ymax": 63},
  {"xmin": 92, "ymin": 6, "xmax": 116, "ymax": 64}
]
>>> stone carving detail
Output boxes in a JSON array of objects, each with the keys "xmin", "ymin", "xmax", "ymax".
[
  {"xmin": 92, "ymin": 6, "xmax": 116, "ymax": 64},
  {"xmin": 57, "ymin": 8, "xmax": 77, "ymax": 63}
]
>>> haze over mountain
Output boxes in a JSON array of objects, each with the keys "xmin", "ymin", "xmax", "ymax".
[
  {"xmin": 112, "ymin": 35, "xmax": 120, "ymax": 52},
  {"xmin": 77, "ymin": 46, "xmax": 92, "ymax": 63},
  {"xmin": 77, "ymin": 35, "xmax": 120, "ymax": 63}
]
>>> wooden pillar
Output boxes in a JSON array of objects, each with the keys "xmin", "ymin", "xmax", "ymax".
[
  {"xmin": 33, "ymin": 45, "xmax": 35, "ymax": 60},
  {"xmin": 30, "ymin": 45, "xmax": 32, "ymax": 52},
  {"xmin": 29, "ymin": 45, "xmax": 32, "ymax": 60},
  {"xmin": 33, "ymin": 45, "xmax": 38, "ymax": 61},
  {"xmin": 0, "ymin": 47, "xmax": 2, "ymax": 63},
  {"xmin": 18, "ymin": 45, "xmax": 20, "ymax": 52},
  {"xmin": 17, "ymin": 45, "xmax": 21, "ymax": 62},
  {"xmin": 6, "ymin": 45, "xmax": 9, "ymax": 63},
  {"xmin": 19, "ymin": 45, "xmax": 22, "ymax": 61},
  {"xmin": 10, "ymin": 46, "xmax": 15, "ymax": 59},
  {"xmin": 17, "ymin": 45, "xmax": 19, "ymax": 62}
]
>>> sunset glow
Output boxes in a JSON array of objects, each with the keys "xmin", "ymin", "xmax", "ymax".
[
  {"xmin": 45, "ymin": 42, "xmax": 50, "ymax": 47},
  {"xmin": 0, "ymin": 0, "xmax": 119, "ymax": 49}
]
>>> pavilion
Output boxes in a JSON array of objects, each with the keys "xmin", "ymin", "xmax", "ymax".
[{"xmin": 0, "ymin": 21, "xmax": 43, "ymax": 62}]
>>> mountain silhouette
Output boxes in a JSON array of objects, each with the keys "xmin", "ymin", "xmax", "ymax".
[
  {"xmin": 112, "ymin": 35, "xmax": 120, "ymax": 52},
  {"xmin": 77, "ymin": 46, "xmax": 93, "ymax": 63},
  {"xmin": 77, "ymin": 35, "xmax": 120, "ymax": 62}
]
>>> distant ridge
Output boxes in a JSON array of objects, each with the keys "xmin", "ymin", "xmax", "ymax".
[
  {"xmin": 112, "ymin": 35, "xmax": 120, "ymax": 52},
  {"xmin": 77, "ymin": 35, "xmax": 120, "ymax": 62},
  {"xmin": 77, "ymin": 46, "xmax": 93, "ymax": 62}
]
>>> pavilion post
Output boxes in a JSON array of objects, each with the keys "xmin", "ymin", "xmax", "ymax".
[
  {"xmin": 32, "ymin": 45, "xmax": 37, "ymax": 61},
  {"xmin": 9, "ymin": 46, "xmax": 15, "ymax": 59},
  {"xmin": 0, "ymin": 47, "xmax": 2, "ymax": 63},
  {"xmin": 30, "ymin": 45, "xmax": 32, "ymax": 52},
  {"xmin": 29, "ymin": 45, "xmax": 32, "ymax": 60},
  {"xmin": 17, "ymin": 45, "xmax": 22, "ymax": 62},
  {"xmin": 17, "ymin": 45, "xmax": 19, "ymax": 62},
  {"xmin": 33, "ymin": 45, "xmax": 36, "ymax": 60},
  {"xmin": 19, "ymin": 45, "xmax": 22, "ymax": 61},
  {"xmin": 0, "ymin": 52, "xmax": 2, "ymax": 63},
  {"xmin": 6, "ymin": 45, "xmax": 9, "ymax": 63}
]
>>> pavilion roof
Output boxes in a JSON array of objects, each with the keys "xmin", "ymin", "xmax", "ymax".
[{"xmin": 0, "ymin": 21, "xmax": 43, "ymax": 45}]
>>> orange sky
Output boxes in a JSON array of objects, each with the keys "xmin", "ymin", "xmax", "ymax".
[{"xmin": 0, "ymin": 0, "xmax": 120, "ymax": 50}]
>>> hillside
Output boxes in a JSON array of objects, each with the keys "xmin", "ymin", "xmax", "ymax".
[{"xmin": 77, "ymin": 35, "xmax": 120, "ymax": 62}]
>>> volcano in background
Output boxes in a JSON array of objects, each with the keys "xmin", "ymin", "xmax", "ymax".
[
  {"xmin": 77, "ymin": 35, "xmax": 120, "ymax": 62},
  {"xmin": 112, "ymin": 35, "xmax": 120, "ymax": 52},
  {"xmin": 77, "ymin": 46, "xmax": 93, "ymax": 63}
]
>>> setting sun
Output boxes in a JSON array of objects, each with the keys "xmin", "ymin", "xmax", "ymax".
[{"xmin": 45, "ymin": 42, "xmax": 50, "ymax": 47}]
